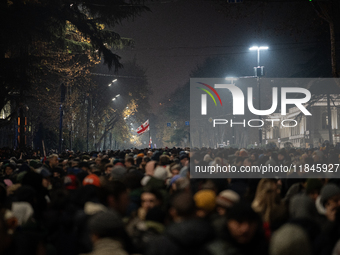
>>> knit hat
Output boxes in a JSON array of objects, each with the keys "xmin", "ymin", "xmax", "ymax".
[
  {"xmin": 110, "ymin": 165, "xmax": 127, "ymax": 181},
  {"xmin": 151, "ymin": 151, "xmax": 162, "ymax": 161},
  {"xmin": 216, "ymin": 189, "xmax": 240, "ymax": 208},
  {"xmin": 194, "ymin": 189, "xmax": 216, "ymax": 213},
  {"xmin": 83, "ymin": 174, "xmax": 101, "ymax": 187},
  {"xmin": 88, "ymin": 211, "xmax": 124, "ymax": 237},
  {"xmin": 320, "ymin": 183, "xmax": 340, "ymax": 206},
  {"xmin": 270, "ymin": 224, "xmax": 311, "ymax": 255},
  {"xmin": 137, "ymin": 153, "xmax": 145, "ymax": 158},
  {"xmin": 153, "ymin": 166, "xmax": 168, "ymax": 181}
]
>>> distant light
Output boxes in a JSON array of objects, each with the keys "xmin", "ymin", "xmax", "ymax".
[
  {"xmin": 108, "ymin": 83, "xmax": 112, "ymax": 86},
  {"xmin": 249, "ymin": 46, "xmax": 269, "ymax": 51},
  {"xmin": 116, "ymin": 94, "xmax": 120, "ymax": 97},
  {"xmin": 126, "ymin": 107, "xmax": 129, "ymax": 109},
  {"xmin": 124, "ymin": 117, "xmax": 126, "ymax": 119},
  {"xmin": 112, "ymin": 79, "xmax": 117, "ymax": 83},
  {"xmin": 112, "ymin": 98, "xmax": 116, "ymax": 101},
  {"xmin": 225, "ymin": 77, "xmax": 238, "ymax": 81}
]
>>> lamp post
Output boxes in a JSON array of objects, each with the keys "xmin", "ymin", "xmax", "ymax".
[
  {"xmin": 249, "ymin": 46, "xmax": 268, "ymax": 66},
  {"xmin": 249, "ymin": 46, "xmax": 268, "ymax": 146}
]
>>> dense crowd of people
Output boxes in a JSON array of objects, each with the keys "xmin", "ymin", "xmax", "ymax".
[{"xmin": 0, "ymin": 145, "xmax": 340, "ymax": 255}]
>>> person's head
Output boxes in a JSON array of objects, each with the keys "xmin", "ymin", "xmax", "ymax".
[
  {"xmin": 125, "ymin": 157, "xmax": 134, "ymax": 168},
  {"xmin": 270, "ymin": 224, "xmax": 311, "ymax": 255},
  {"xmin": 278, "ymin": 149, "xmax": 286, "ymax": 161},
  {"xmin": 48, "ymin": 154, "xmax": 59, "ymax": 168},
  {"xmin": 141, "ymin": 189, "xmax": 162, "ymax": 211},
  {"xmin": 79, "ymin": 161, "xmax": 91, "ymax": 173},
  {"xmin": 320, "ymin": 183, "xmax": 340, "ymax": 221},
  {"xmin": 251, "ymin": 179, "xmax": 280, "ymax": 222},
  {"xmin": 170, "ymin": 163, "xmax": 181, "ymax": 176},
  {"xmin": 71, "ymin": 159, "xmax": 80, "ymax": 168},
  {"xmin": 250, "ymin": 153, "xmax": 258, "ymax": 161},
  {"xmin": 95, "ymin": 157, "xmax": 101, "ymax": 165},
  {"xmin": 180, "ymin": 154, "xmax": 189, "ymax": 166},
  {"xmin": 194, "ymin": 189, "xmax": 216, "ymax": 218},
  {"xmin": 147, "ymin": 150, "xmax": 153, "ymax": 158},
  {"xmin": 88, "ymin": 211, "xmax": 126, "ymax": 244},
  {"xmin": 226, "ymin": 202, "xmax": 261, "ymax": 244},
  {"xmin": 169, "ymin": 191, "xmax": 195, "ymax": 222},
  {"xmin": 159, "ymin": 155, "xmax": 170, "ymax": 166},
  {"xmin": 104, "ymin": 163, "xmax": 114, "ymax": 176},
  {"xmin": 100, "ymin": 180, "xmax": 129, "ymax": 215},
  {"xmin": 4, "ymin": 164, "xmax": 15, "ymax": 176},
  {"xmin": 215, "ymin": 190, "xmax": 240, "ymax": 216}
]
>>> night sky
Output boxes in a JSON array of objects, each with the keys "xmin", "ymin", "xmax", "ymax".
[{"xmin": 111, "ymin": 0, "xmax": 328, "ymax": 110}]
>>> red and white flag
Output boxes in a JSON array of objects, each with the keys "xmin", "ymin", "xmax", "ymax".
[{"xmin": 136, "ymin": 119, "xmax": 149, "ymax": 135}]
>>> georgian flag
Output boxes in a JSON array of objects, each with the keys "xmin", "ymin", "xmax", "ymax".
[{"xmin": 136, "ymin": 119, "xmax": 149, "ymax": 135}]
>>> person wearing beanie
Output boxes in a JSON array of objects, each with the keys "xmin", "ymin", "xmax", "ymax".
[
  {"xmin": 83, "ymin": 211, "xmax": 130, "ymax": 255},
  {"xmin": 215, "ymin": 190, "xmax": 240, "ymax": 216},
  {"xmin": 194, "ymin": 189, "xmax": 216, "ymax": 218},
  {"xmin": 110, "ymin": 164, "xmax": 127, "ymax": 181},
  {"xmin": 316, "ymin": 183, "xmax": 340, "ymax": 222},
  {"xmin": 83, "ymin": 174, "xmax": 101, "ymax": 188},
  {"xmin": 270, "ymin": 224, "xmax": 311, "ymax": 255},
  {"xmin": 153, "ymin": 166, "xmax": 168, "ymax": 182}
]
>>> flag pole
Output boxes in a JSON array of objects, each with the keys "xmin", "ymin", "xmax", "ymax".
[{"xmin": 149, "ymin": 119, "xmax": 151, "ymax": 148}]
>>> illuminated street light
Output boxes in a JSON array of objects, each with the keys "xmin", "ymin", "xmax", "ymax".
[
  {"xmin": 249, "ymin": 46, "xmax": 268, "ymax": 67},
  {"xmin": 225, "ymin": 77, "xmax": 238, "ymax": 84},
  {"xmin": 108, "ymin": 79, "xmax": 117, "ymax": 86}
]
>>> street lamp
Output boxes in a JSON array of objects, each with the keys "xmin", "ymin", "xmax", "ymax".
[
  {"xmin": 249, "ymin": 45, "xmax": 269, "ymax": 146},
  {"xmin": 108, "ymin": 79, "xmax": 117, "ymax": 86},
  {"xmin": 249, "ymin": 46, "xmax": 268, "ymax": 67}
]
